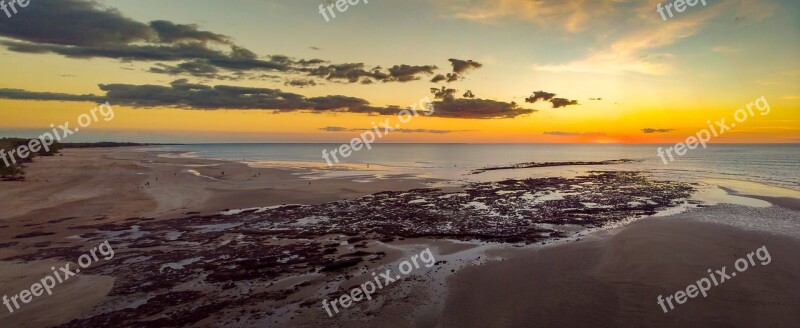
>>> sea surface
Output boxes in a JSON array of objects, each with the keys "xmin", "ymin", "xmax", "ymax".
[{"xmin": 151, "ymin": 144, "xmax": 800, "ymax": 190}]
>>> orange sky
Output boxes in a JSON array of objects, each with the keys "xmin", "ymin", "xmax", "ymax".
[{"xmin": 0, "ymin": 0, "xmax": 798, "ymax": 143}]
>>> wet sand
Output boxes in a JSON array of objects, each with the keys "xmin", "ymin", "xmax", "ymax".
[{"xmin": 441, "ymin": 210, "xmax": 800, "ymax": 328}]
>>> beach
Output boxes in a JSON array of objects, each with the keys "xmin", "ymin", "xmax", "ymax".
[
  {"xmin": 2, "ymin": 1, "xmax": 798, "ymax": 327},
  {"xmin": 0, "ymin": 147, "xmax": 798, "ymax": 327},
  {"xmin": 0, "ymin": 148, "xmax": 427, "ymax": 327}
]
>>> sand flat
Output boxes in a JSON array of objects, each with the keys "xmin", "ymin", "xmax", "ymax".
[{"xmin": 440, "ymin": 211, "xmax": 800, "ymax": 328}]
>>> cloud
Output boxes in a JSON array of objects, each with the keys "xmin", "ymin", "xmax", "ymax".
[
  {"xmin": 550, "ymin": 98, "xmax": 579, "ymax": 108},
  {"xmin": 149, "ymin": 60, "xmax": 224, "ymax": 79},
  {"xmin": 0, "ymin": 88, "xmax": 104, "ymax": 102},
  {"xmin": 430, "ymin": 73, "xmax": 461, "ymax": 83},
  {"xmin": 433, "ymin": 0, "xmax": 603, "ymax": 32},
  {"xmin": 320, "ymin": 126, "xmax": 475, "ymax": 134},
  {"xmin": 303, "ymin": 63, "xmax": 384, "ymax": 83},
  {"xmin": 149, "ymin": 20, "xmax": 231, "ymax": 44},
  {"xmin": 319, "ymin": 126, "xmax": 350, "ymax": 132},
  {"xmin": 0, "ymin": 0, "xmax": 437, "ymax": 83},
  {"xmin": 430, "ymin": 98, "xmax": 535, "ymax": 119},
  {"xmin": 387, "ymin": 64, "xmax": 438, "ymax": 82},
  {"xmin": 449, "ymin": 59, "xmax": 483, "ymax": 73},
  {"xmin": 544, "ymin": 131, "xmax": 605, "ymax": 136},
  {"xmin": 524, "ymin": 90, "xmax": 579, "ymax": 108},
  {"xmin": 428, "ymin": 59, "xmax": 483, "ymax": 83},
  {"xmin": 431, "ymin": 86, "xmax": 458, "ymax": 101},
  {"xmin": 641, "ymin": 128, "xmax": 675, "ymax": 133},
  {"xmin": 0, "ymin": 79, "xmax": 383, "ymax": 113},
  {"xmin": 303, "ymin": 63, "xmax": 436, "ymax": 83},
  {"xmin": 463, "ymin": 90, "xmax": 475, "ymax": 98},
  {"xmin": 284, "ymin": 79, "xmax": 317, "ymax": 88},
  {"xmin": 0, "ymin": 80, "xmax": 529, "ymax": 119},
  {"xmin": 525, "ymin": 91, "xmax": 556, "ymax": 103},
  {"xmin": 523, "ymin": 1, "xmax": 761, "ymax": 75},
  {"xmin": 430, "ymin": 74, "xmax": 447, "ymax": 83},
  {"xmin": 0, "ymin": 0, "xmax": 154, "ymax": 47}
]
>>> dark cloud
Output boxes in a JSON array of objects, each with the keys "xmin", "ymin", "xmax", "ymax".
[
  {"xmin": 525, "ymin": 91, "xmax": 579, "ymax": 108},
  {"xmin": 387, "ymin": 64, "xmax": 437, "ymax": 82},
  {"xmin": 544, "ymin": 131, "xmax": 605, "ymax": 136},
  {"xmin": 304, "ymin": 63, "xmax": 385, "ymax": 83},
  {"xmin": 0, "ymin": 80, "xmax": 532, "ymax": 119},
  {"xmin": 525, "ymin": 91, "xmax": 556, "ymax": 103},
  {"xmin": 296, "ymin": 58, "xmax": 326, "ymax": 66},
  {"xmin": 0, "ymin": 0, "xmax": 153, "ymax": 47},
  {"xmin": 429, "ymin": 73, "xmax": 461, "ymax": 83},
  {"xmin": 0, "ymin": 80, "xmax": 394, "ymax": 114},
  {"xmin": 304, "ymin": 63, "xmax": 435, "ymax": 83},
  {"xmin": 463, "ymin": 90, "xmax": 475, "ymax": 98},
  {"xmin": 284, "ymin": 79, "xmax": 317, "ymax": 88},
  {"xmin": 0, "ymin": 39, "xmax": 296, "ymax": 74},
  {"xmin": 319, "ymin": 126, "xmax": 349, "ymax": 132},
  {"xmin": 393, "ymin": 128, "xmax": 475, "ymax": 134},
  {"xmin": 430, "ymin": 74, "xmax": 446, "ymax": 83},
  {"xmin": 431, "ymin": 99, "xmax": 535, "ymax": 119},
  {"xmin": 0, "ymin": 0, "xmax": 433, "ymax": 83},
  {"xmin": 0, "ymin": 88, "xmax": 104, "ymax": 102},
  {"xmin": 449, "ymin": 59, "xmax": 483, "ymax": 73},
  {"xmin": 149, "ymin": 20, "xmax": 230, "ymax": 44},
  {"xmin": 550, "ymin": 98, "xmax": 579, "ymax": 108},
  {"xmin": 429, "ymin": 59, "xmax": 482, "ymax": 83},
  {"xmin": 431, "ymin": 86, "xmax": 458, "ymax": 101},
  {"xmin": 589, "ymin": 97, "xmax": 603, "ymax": 101},
  {"xmin": 149, "ymin": 60, "xmax": 222, "ymax": 79},
  {"xmin": 320, "ymin": 126, "xmax": 475, "ymax": 134},
  {"xmin": 641, "ymin": 128, "xmax": 675, "ymax": 133}
]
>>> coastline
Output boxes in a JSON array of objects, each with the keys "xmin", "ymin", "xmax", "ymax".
[
  {"xmin": 0, "ymin": 147, "xmax": 430, "ymax": 327},
  {"xmin": 0, "ymin": 147, "xmax": 798, "ymax": 327}
]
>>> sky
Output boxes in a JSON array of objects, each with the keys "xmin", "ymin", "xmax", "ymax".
[{"xmin": 0, "ymin": 0, "xmax": 798, "ymax": 143}]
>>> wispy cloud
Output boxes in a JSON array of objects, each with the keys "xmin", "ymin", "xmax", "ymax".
[
  {"xmin": 712, "ymin": 46, "xmax": 741, "ymax": 54},
  {"xmin": 486, "ymin": 0, "xmax": 779, "ymax": 75},
  {"xmin": 320, "ymin": 126, "xmax": 476, "ymax": 134},
  {"xmin": 544, "ymin": 131, "xmax": 605, "ymax": 136},
  {"xmin": 641, "ymin": 128, "xmax": 675, "ymax": 134}
]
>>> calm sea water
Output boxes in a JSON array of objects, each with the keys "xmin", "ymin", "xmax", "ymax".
[{"xmin": 151, "ymin": 144, "xmax": 800, "ymax": 190}]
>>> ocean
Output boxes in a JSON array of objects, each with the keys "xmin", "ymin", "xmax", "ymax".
[{"xmin": 151, "ymin": 144, "xmax": 800, "ymax": 190}]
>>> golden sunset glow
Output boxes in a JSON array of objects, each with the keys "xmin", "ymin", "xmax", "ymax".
[{"xmin": 0, "ymin": 0, "xmax": 798, "ymax": 143}]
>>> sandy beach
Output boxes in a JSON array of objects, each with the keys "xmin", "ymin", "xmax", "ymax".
[
  {"xmin": 0, "ymin": 147, "xmax": 798, "ymax": 328},
  {"xmin": 0, "ymin": 148, "xmax": 427, "ymax": 327},
  {"xmin": 2, "ymin": 1, "xmax": 798, "ymax": 327}
]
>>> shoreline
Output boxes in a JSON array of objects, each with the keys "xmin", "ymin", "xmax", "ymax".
[{"xmin": 0, "ymin": 147, "xmax": 798, "ymax": 327}]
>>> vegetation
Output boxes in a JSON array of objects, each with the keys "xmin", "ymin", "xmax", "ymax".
[
  {"xmin": 1, "ymin": 139, "xmax": 165, "ymax": 180},
  {"xmin": 0, "ymin": 137, "xmax": 64, "ymax": 180},
  {"xmin": 62, "ymin": 142, "xmax": 153, "ymax": 148}
]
